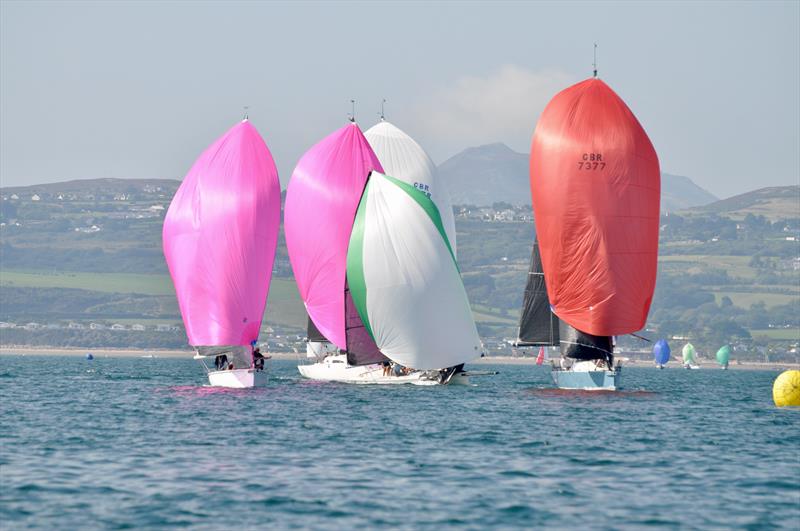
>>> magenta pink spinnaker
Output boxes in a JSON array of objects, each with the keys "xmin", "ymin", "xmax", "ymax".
[
  {"xmin": 163, "ymin": 120, "xmax": 281, "ymax": 346},
  {"xmin": 284, "ymin": 123, "xmax": 383, "ymax": 350}
]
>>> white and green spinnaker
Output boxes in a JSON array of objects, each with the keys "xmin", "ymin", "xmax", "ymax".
[
  {"xmin": 682, "ymin": 343, "xmax": 696, "ymax": 364},
  {"xmin": 346, "ymin": 172, "xmax": 481, "ymax": 370}
]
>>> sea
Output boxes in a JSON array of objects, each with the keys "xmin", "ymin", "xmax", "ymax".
[{"xmin": 1, "ymin": 356, "xmax": 798, "ymax": 530}]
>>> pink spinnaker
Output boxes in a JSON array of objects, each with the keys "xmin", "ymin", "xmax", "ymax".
[
  {"xmin": 163, "ymin": 120, "xmax": 281, "ymax": 346},
  {"xmin": 284, "ymin": 123, "xmax": 383, "ymax": 350}
]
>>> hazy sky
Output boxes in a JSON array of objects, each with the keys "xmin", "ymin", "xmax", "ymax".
[{"xmin": 1, "ymin": 0, "xmax": 798, "ymax": 198}]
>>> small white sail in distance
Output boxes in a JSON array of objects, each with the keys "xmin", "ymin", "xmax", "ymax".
[
  {"xmin": 347, "ymin": 172, "xmax": 480, "ymax": 370},
  {"xmin": 365, "ymin": 120, "xmax": 457, "ymax": 256}
]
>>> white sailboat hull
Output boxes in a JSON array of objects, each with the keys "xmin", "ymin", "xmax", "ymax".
[
  {"xmin": 207, "ymin": 368, "xmax": 267, "ymax": 388},
  {"xmin": 297, "ymin": 355, "xmax": 468, "ymax": 386}
]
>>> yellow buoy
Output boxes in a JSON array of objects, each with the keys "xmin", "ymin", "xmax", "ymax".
[{"xmin": 773, "ymin": 370, "xmax": 800, "ymax": 407}]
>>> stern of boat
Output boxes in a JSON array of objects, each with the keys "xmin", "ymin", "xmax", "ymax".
[
  {"xmin": 208, "ymin": 368, "xmax": 267, "ymax": 388},
  {"xmin": 551, "ymin": 366, "xmax": 620, "ymax": 390}
]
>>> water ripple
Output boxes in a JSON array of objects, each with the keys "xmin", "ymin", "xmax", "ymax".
[{"xmin": 0, "ymin": 357, "xmax": 798, "ymax": 529}]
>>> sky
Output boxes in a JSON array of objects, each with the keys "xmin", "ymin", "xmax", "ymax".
[{"xmin": 1, "ymin": 0, "xmax": 798, "ymax": 198}]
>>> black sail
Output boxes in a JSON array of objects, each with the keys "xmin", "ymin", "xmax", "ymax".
[
  {"xmin": 559, "ymin": 320, "xmax": 613, "ymax": 361},
  {"xmin": 344, "ymin": 281, "xmax": 388, "ymax": 366},
  {"xmin": 516, "ymin": 239, "xmax": 560, "ymax": 346},
  {"xmin": 307, "ymin": 315, "xmax": 327, "ymax": 343}
]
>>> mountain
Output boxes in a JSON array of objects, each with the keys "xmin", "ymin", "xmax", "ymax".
[
  {"xmin": 1, "ymin": 178, "xmax": 180, "ymax": 195},
  {"xmin": 687, "ymin": 186, "xmax": 800, "ymax": 221},
  {"xmin": 437, "ymin": 143, "xmax": 718, "ymax": 211},
  {"xmin": 660, "ymin": 173, "xmax": 717, "ymax": 212}
]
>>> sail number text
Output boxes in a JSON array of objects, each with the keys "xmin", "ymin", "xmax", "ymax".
[
  {"xmin": 578, "ymin": 153, "xmax": 605, "ymax": 170},
  {"xmin": 414, "ymin": 182, "xmax": 432, "ymax": 198}
]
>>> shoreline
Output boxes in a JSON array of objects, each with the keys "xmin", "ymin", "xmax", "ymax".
[
  {"xmin": 0, "ymin": 346, "xmax": 300, "ymax": 360},
  {"xmin": 1, "ymin": 347, "xmax": 797, "ymax": 370},
  {"xmin": 471, "ymin": 356, "xmax": 799, "ymax": 370}
]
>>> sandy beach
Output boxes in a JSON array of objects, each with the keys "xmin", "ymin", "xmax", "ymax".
[
  {"xmin": 471, "ymin": 356, "xmax": 799, "ymax": 371},
  {"xmin": 0, "ymin": 346, "xmax": 300, "ymax": 360},
  {"xmin": 1, "ymin": 346, "xmax": 797, "ymax": 370}
]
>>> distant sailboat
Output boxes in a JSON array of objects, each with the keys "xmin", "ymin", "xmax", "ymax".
[
  {"xmin": 653, "ymin": 339, "xmax": 670, "ymax": 369},
  {"xmin": 162, "ymin": 119, "xmax": 281, "ymax": 388},
  {"xmin": 536, "ymin": 347, "xmax": 545, "ymax": 366},
  {"xmin": 527, "ymin": 72, "xmax": 661, "ymax": 390},
  {"xmin": 286, "ymin": 121, "xmax": 479, "ymax": 384},
  {"xmin": 682, "ymin": 343, "xmax": 700, "ymax": 369},
  {"xmin": 716, "ymin": 345, "xmax": 731, "ymax": 370}
]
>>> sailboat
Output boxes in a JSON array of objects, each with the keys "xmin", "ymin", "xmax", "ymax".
[
  {"xmin": 716, "ymin": 345, "xmax": 731, "ymax": 369},
  {"xmin": 535, "ymin": 347, "xmax": 545, "ymax": 366},
  {"xmin": 653, "ymin": 339, "xmax": 670, "ymax": 369},
  {"xmin": 526, "ymin": 70, "xmax": 661, "ymax": 391},
  {"xmin": 162, "ymin": 119, "xmax": 281, "ymax": 388},
  {"xmin": 682, "ymin": 342, "xmax": 700, "ymax": 369},
  {"xmin": 285, "ymin": 119, "xmax": 480, "ymax": 384}
]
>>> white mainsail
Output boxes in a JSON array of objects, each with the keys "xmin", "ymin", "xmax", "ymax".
[
  {"xmin": 347, "ymin": 172, "xmax": 480, "ymax": 370},
  {"xmin": 365, "ymin": 120, "xmax": 457, "ymax": 255}
]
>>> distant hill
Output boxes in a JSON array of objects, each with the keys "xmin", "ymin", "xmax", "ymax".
[
  {"xmin": 437, "ymin": 143, "xmax": 718, "ymax": 211},
  {"xmin": 1, "ymin": 178, "xmax": 180, "ymax": 198},
  {"xmin": 660, "ymin": 173, "xmax": 717, "ymax": 212},
  {"xmin": 687, "ymin": 186, "xmax": 800, "ymax": 221}
]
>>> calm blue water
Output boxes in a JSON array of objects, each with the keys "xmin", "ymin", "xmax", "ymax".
[{"xmin": 1, "ymin": 357, "xmax": 798, "ymax": 530}]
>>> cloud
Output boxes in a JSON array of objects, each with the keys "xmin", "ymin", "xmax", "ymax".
[{"xmin": 412, "ymin": 65, "xmax": 574, "ymax": 160}]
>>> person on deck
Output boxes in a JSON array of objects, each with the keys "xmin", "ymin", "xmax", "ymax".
[
  {"xmin": 559, "ymin": 354, "xmax": 572, "ymax": 370},
  {"xmin": 253, "ymin": 348, "xmax": 265, "ymax": 371}
]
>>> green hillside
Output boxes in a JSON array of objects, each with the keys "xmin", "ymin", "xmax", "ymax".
[
  {"xmin": 1, "ymin": 178, "xmax": 798, "ymax": 360},
  {"xmin": 687, "ymin": 186, "xmax": 799, "ymax": 221}
]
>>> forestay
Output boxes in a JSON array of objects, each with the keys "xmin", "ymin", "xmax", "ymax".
[
  {"xmin": 162, "ymin": 120, "xmax": 280, "ymax": 347},
  {"xmin": 347, "ymin": 172, "xmax": 481, "ymax": 370},
  {"xmin": 365, "ymin": 120, "xmax": 457, "ymax": 255}
]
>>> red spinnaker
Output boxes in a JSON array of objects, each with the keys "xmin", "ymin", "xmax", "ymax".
[{"xmin": 530, "ymin": 78, "xmax": 660, "ymax": 337}]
